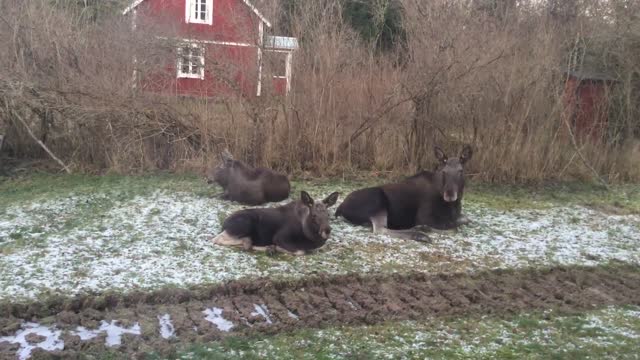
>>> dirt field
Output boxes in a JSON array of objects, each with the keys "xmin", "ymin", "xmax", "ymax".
[{"xmin": 1, "ymin": 264, "xmax": 639, "ymax": 358}]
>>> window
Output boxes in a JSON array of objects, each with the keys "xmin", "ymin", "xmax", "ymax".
[
  {"xmin": 185, "ymin": 0, "xmax": 213, "ymax": 25},
  {"xmin": 177, "ymin": 43, "xmax": 205, "ymax": 79}
]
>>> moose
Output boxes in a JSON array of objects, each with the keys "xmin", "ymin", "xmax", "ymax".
[
  {"xmin": 212, "ymin": 191, "xmax": 340, "ymax": 255},
  {"xmin": 206, "ymin": 149, "xmax": 291, "ymax": 205},
  {"xmin": 335, "ymin": 145, "xmax": 473, "ymax": 242}
]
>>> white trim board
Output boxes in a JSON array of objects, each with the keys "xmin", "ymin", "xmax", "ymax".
[
  {"xmin": 123, "ymin": 0, "xmax": 272, "ymax": 27},
  {"xmin": 158, "ymin": 36, "xmax": 254, "ymax": 47}
]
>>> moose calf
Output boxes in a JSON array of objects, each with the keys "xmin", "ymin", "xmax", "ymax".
[
  {"xmin": 212, "ymin": 191, "xmax": 340, "ymax": 255},
  {"xmin": 206, "ymin": 150, "xmax": 290, "ymax": 205},
  {"xmin": 335, "ymin": 145, "xmax": 473, "ymax": 242}
]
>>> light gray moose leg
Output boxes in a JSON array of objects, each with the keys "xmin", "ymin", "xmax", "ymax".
[
  {"xmin": 370, "ymin": 212, "xmax": 431, "ymax": 243},
  {"xmin": 456, "ymin": 214, "xmax": 471, "ymax": 226},
  {"xmin": 211, "ymin": 231, "xmax": 252, "ymax": 249}
]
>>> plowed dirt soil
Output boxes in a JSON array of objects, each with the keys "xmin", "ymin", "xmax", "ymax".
[{"xmin": 1, "ymin": 264, "xmax": 640, "ymax": 359}]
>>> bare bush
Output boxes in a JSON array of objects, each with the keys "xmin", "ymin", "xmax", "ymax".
[{"xmin": 0, "ymin": 0, "xmax": 639, "ymax": 183}]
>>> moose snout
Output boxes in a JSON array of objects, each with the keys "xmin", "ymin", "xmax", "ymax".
[
  {"xmin": 443, "ymin": 190, "xmax": 458, "ymax": 202},
  {"xmin": 320, "ymin": 227, "xmax": 331, "ymax": 240}
]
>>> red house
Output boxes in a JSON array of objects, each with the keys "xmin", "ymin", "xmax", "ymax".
[
  {"xmin": 563, "ymin": 70, "xmax": 615, "ymax": 142},
  {"xmin": 123, "ymin": 0, "xmax": 297, "ymax": 98}
]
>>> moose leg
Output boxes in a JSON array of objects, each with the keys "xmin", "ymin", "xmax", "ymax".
[
  {"xmin": 211, "ymin": 231, "xmax": 251, "ymax": 247},
  {"xmin": 452, "ymin": 200, "xmax": 471, "ymax": 226},
  {"xmin": 370, "ymin": 212, "xmax": 431, "ymax": 243},
  {"xmin": 456, "ymin": 214, "xmax": 471, "ymax": 226},
  {"xmin": 275, "ymin": 246, "xmax": 306, "ymax": 256},
  {"xmin": 215, "ymin": 191, "xmax": 231, "ymax": 200},
  {"xmin": 271, "ymin": 227, "xmax": 307, "ymax": 256},
  {"xmin": 251, "ymin": 245, "xmax": 278, "ymax": 256}
]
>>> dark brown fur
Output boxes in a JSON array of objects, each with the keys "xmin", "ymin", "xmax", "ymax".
[
  {"xmin": 335, "ymin": 145, "xmax": 473, "ymax": 242},
  {"xmin": 212, "ymin": 191, "xmax": 340, "ymax": 255},
  {"xmin": 206, "ymin": 150, "xmax": 290, "ymax": 205}
]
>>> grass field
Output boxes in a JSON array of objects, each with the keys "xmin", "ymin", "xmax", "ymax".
[
  {"xmin": 163, "ymin": 306, "xmax": 640, "ymax": 360},
  {"xmin": 1, "ymin": 173, "xmax": 639, "ymax": 359}
]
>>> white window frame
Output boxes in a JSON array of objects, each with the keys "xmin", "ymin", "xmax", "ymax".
[
  {"xmin": 185, "ymin": 0, "xmax": 213, "ymax": 25},
  {"xmin": 177, "ymin": 43, "xmax": 205, "ymax": 79}
]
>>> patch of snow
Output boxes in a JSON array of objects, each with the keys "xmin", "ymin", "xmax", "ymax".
[
  {"xmin": 72, "ymin": 320, "xmax": 141, "ymax": 347},
  {"xmin": 203, "ymin": 308, "xmax": 234, "ymax": 332},
  {"xmin": 251, "ymin": 304, "xmax": 273, "ymax": 324},
  {"xmin": 287, "ymin": 311, "xmax": 299, "ymax": 320},
  {"xmin": 0, "ymin": 322, "xmax": 64, "ymax": 360},
  {"xmin": 72, "ymin": 326, "xmax": 100, "ymax": 341},
  {"xmin": 158, "ymin": 314, "xmax": 175, "ymax": 339}
]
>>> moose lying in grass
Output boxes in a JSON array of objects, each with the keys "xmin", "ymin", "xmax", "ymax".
[
  {"xmin": 206, "ymin": 150, "xmax": 291, "ymax": 205},
  {"xmin": 335, "ymin": 145, "xmax": 473, "ymax": 242},
  {"xmin": 212, "ymin": 191, "xmax": 340, "ymax": 255}
]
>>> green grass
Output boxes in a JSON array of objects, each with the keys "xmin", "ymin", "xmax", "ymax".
[
  {"xmin": 0, "ymin": 172, "xmax": 216, "ymax": 207},
  {"xmin": 2, "ymin": 173, "xmax": 639, "ymax": 212},
  {"xmin": 468, "ymin": 182, "xmax": 640, "ymax": 213},
  {"xmin": 150, "ymin": 306, "xmax": 640, "ymax": 360},
  {"xmin": 1, "ymin": 173, "xmax": 639, "ymax": 303}
]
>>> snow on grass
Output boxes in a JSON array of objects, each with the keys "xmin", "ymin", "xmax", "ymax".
[
  {"xmin": 0, "ymin": 191, "xmax": 261, "ymax": 300},
  {"xmin": 429, "ymin": 203, "xmax": 640, "ymax": 268},
  {"xmin": 0, "ymin": 323, "xmax": 64, "ymax": 360},
  {"xmin": 0, "ymin": 196, "xmax": 85, "ymax": 240},
  {"xmin": 1, "ymin": 186, "xmax": 639, "ymax": 301},
  {"xmin": 190, "ymin": 306, "xmax": 640, "ymax": 359}
]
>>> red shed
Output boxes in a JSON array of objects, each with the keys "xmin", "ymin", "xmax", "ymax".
[
  {"xmin": 562, "ymin": 70, "xmax": 615, "ymax": 142},
  {"xmin": 123, "ymin": 0, "xmax": 297, "ymax": 98}
]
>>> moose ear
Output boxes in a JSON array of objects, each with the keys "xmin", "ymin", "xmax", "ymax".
[
  {"xmin": 459, "ymin": 145, "xmax": 473, "ymax": 164},
  {"xmin": 221, "ymin": 149, "xmax": 234, "ymax": 161},
  {"xmin": 300, "ymin": 191, "xmax": 314, "ymax": 207},
  {"xmin": 322, "ymin": 192, "xmax": 340, "ymax": 207},
  {"xmin": 434, "ymin": 146, "xmax": 447, "ymax": 164},
  {"xmin": 220, "ymin": 149, "xmax": 234, "ymax": 166}
]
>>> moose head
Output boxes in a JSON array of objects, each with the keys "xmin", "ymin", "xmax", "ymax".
[
  {"xmin": 299, "ymin": 191, "xmax": 340, "ymax": 241},
  {"xmin": 206, "ymin": 149, "xmax": 235, "ymax": 186},
  {"xmin": 433, "ymin": 145, "xmax": 473, "ymax": 202}
]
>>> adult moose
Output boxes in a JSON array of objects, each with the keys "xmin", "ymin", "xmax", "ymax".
[
  {"xmin": 206, "ymin": 149, "xmax": 290, "ymax": 205},
  {"xmin": 335, "ymin": 145, "xmax": 473, "ymax": 242},
  {"xmin": 212, "ymin": 191, "xmax": 340, "ymax": 255}
]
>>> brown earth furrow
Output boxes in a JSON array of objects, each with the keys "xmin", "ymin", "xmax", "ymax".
[{"xmin": 1, "ymin": 265, "xmax": 640, "ymax": 359}]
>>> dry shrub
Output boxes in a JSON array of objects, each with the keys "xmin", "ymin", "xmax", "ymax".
[{"xmin": 0, "ymin": 0, "xmax": 639, "ymax": 183}]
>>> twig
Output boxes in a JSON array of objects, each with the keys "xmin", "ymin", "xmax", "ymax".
[
  {"xmin": 562, "ymin": 116, "xmax": 608, "ymax": 189},
  {"xmin": 11, "ymin": 108, "xmax": 72, "ymax": 174}
]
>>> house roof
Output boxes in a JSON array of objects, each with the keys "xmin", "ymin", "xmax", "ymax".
[
  {"xmin": 564, "ymin": 70, "xmax": 617, "ymax": 82},
  {"xmin": 265, "ymin": 36, "xmax": 298, "ymax": 50},
  {"xmin": 122, "ymin": 0, "xmax": 272, "ymax": 27}
]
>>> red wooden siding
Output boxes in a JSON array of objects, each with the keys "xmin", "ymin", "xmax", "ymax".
[
  {"xmin": 131, "ymin": 0, "xmax": 291, "ymax": 98},
  {"xmin": 141, "ymin": 44, "xmax": 258, "ymax": 97},
  {"xmin": 137, "ymin": 0, "xmax": 259, "ymax": 43},
  {"xmin": 563, "ymin": 76, "xmax": 611, "ymax": 142}
]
